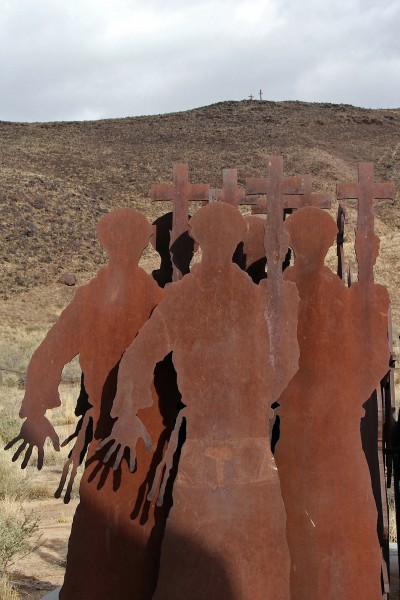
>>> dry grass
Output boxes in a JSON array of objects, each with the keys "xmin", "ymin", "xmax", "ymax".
[
  {"xmin": 0, "ymin": 449, "xmax": 28, "ymax": 502},
  {"xmin": 0, "ymin": 498, "xmax": 40, "ymax": 572},
  {"xmin": 0, "ymin": 100, "xmax": 399, "ymax": 305},
  {"xmin": 51, "ymin": 383, "xmax": 81, "ymax": 427},
  {"xmin": 0, "ymin": 101, "xmax": 398, "ymax": 585},
  {"xmin": 0, "ymin": 573, "xmax": 22, "ymax": 600},
  {"xmin": 0, "ymin": 354, "xmax": 81, "ymax": 594},
  {"xmin": 0, "ymin": 373, "xmax": 82, "ymax": 499},
  {"xmin": 389, "ymin": 494, "xmax": 397, "ymax": 543}
]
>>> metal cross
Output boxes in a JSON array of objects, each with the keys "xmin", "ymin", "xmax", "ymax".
[
  {"xmin": 250, "ymin": 173, "xmax": 331, "ymax": 214},
  {"xmin": 151, "ymin": 163, "xmax": 209, "ymax": 280},
  {"xmin": 245, "ymin": 156, "xmax": 304, "ymax": 282},
  {"xmin": 337, "ymin": 162, "xmax": 395, "ymax": 284},
  {"xmin": 208, "ymin": 168, "xmax": 258, "ymax": 207}
]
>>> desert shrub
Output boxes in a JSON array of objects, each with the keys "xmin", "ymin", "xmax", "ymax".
[
  {"xmin": 60, "ymin": 357, "xmax": 82, "ymax": 384},
  {"xmin": 0, "ymin": 424, "xmax": 58, "ymax": 501},
  {"xmin": 28, "ymin": 481, "xmax": 54, "ymax": 500},
  {"xmin": 52, "ymin": 383, "xmax": 80, "ymax": 426},
  {"xmin": 0, "ymin": 573, "xmax": 21, "ymax": 600},
  {"xmin": 0, "ymin": 498, "xmax": 40, "ymax": 577},
  {"xmin": 0, "ymin": 452, "xmax": 27, "ymax": 502},
  {"xmin": 389, "ymin": 494, "xmax": 397, "ymax": 543},
  {"xmin": 0, "ymin": 402, "xmax": 21, "ymax": 448}
]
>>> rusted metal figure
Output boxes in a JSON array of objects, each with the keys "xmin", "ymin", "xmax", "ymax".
[
  {"xmin": 245, "ymin": 156, "xmax": 304, "ymax": 396},
  {"xmin": 5, "ymin": 209, "xmax": 175, "ymax": 600},
  {"xmin": 103, "ymin": 202, "xmax": 299, "ymax": 599},
  {"xmin": 274, "ymin": 197, "xmax": 391, "ymax": 599},
  {"xmin": 337, "ymin": 162, "xmax": 396, "ymax": 596},
  {"xmin": 335, "ymin": 196, "xmax": 392, "ymax": 594},
  {"xmin": 3, "ymin": 157, "xmax": 394, "ymax": 599}
]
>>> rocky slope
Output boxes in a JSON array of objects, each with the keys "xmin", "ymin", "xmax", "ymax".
[{"xmin": 0, "ymin": 100, "xmax": 399, "ymax": 325}]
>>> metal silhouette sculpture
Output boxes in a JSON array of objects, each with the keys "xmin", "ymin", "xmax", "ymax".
[
  {"xmin": 3, "ymin": 157, "xmax": 395, "ymax": 599},
  {"xmin": 5, "ymin": 208, "xmax": 174, "ymax": 600},
  {"xmin": 250, "ymin": 172, "xmax": 332, "ymax": 215},
  {"xmin": 103, "ymin": 202, "xmax": 299, "ymax": 599},
  {"xmin": 337, "ymin": 162, "xmax": 396, "ymax": 598},
  {"xmin": 274, "ymin": 202, "xmax": 391, "ymax": 600}
]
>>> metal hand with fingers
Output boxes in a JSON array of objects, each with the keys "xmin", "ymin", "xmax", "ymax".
[
  {"xmin": 98, "ymin": 414, "xmax": 153, "ymax": 473},
  {"xmin": 55, "ymin": 410, "xmax": 93, "ymax": 503},
  {"xmin": 5, "ymin": 414, "xmax": 60, "ymax": 470},
  {"xmin": 147, "ymin": 409, "xmax": 185, "ymax": 507}
]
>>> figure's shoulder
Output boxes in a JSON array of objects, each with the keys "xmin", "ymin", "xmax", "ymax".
[
  {"xmin": 283, "ymin": 266, "xmax": 296, "ymax": 283},
  {"xmin": 350, "ymin": 280, "xmax": 390, "ymax": 307},
  {"xmin": 83, "ymin": 266, "xmax": 109, "ymax": 291},
  {"xmin": 230, "ymin": 263, "xmax": 260, "ymax": 292},
  {"xmin": 164, "ymin": 273, "xmax": 193, "ymax": 298},
  {"xmin": 139, "ymin": 268, "xmax": 165, "ymax": 300},
  {"xmin": 321, "ymin": 266, "xmax": 345, "ymax": 289},
  {"xmin": 70, "ymin": 276, "xmax": 96, "ymax": 304}
]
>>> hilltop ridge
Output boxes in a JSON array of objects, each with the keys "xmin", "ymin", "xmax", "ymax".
[{"xmin": 0, "ymin": 99, "xmax": 399, "ymax": 324}]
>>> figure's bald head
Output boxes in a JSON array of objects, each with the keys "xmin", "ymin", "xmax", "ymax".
[
  {"xmin": 284, "ymin": 207, "xmax": 337, "ymax": 267},
  {"xmin": 97, "ymin": 208, "xmax": 152, "ymax": 260},
  {"xmin": 189, "ymin": 203, "xmax": 247, "ymax": 263}
]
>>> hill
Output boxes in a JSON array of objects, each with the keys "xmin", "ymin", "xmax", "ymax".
[
  {"xmin": 0, "ymin": 99, "xmax": 399, "ymax": 600},
  {"xmin": 0, "ymin": 99, "xmax": 399, "ymax": 332}
]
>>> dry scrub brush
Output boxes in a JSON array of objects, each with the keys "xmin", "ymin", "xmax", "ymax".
[
  {"xmin": 0, "ymin": 573, "xmax": 22, "ymax": 600},
  {"xmin": 0, "ymin": 376, "xmax": 82, "ymax": 596},
  {"xmin": 0, "ymin": 498, "xmax": 40, "ymax": 576},
  {"xmin": 0, "ymin": 451, "xmax": 40, "ymax": 598}
]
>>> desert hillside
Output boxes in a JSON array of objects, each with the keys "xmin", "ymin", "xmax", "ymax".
[
  {"xmin": 0, "ymin": 99, "xmax": 399, "ymax": 330},
  {"xmin": 0, "ymin": 100, "xmax": 399, "ymax": 599}
]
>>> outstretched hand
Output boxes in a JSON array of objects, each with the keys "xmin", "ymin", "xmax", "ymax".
[
  {"xmin": 97, "ymin": 415, "xmax": 152, "ymax": 472},
  {"xmin": 4, "ymin": 415, "xmax": 60, "ymax": 470},
  {"xmin": 55, "ymin": 410, "xmax": 92, "ymax": 504}
]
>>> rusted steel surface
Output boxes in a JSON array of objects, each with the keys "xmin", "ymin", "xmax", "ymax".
[
  {"xmin": 245, "ymin": 156, "xmax": 302, "ymax": 397},
  {"xmin": 208, "ymin": 168, "xmax": 260, "ymax": 208},
  {"xmin": 361, "ymin": 383, "xmax": 391, "ymax": 594},
  {"xmin": 6, "ymin": 209, "xmax": 171, "ymax": 600},
  {"xmin": 338, "ymin": 163, "xmax": 396, "ymax": 593},
  {"xmin": 4, "ymin": 157, "xmax": 395, "ymax": 599},
  {"xmin": 208, "ymin": 168, "xmax": 245, "ymax": 204},
  {"xmin": 274, "ymin": 203, "xmax": 391, "ymax": 600},
  {"xmin": 151, "ymin": 163, "xmax": 209, "ymax": 281},
  {"xmin": 250, "ymin": 172, "xmax": 331, "ymax": 214},
  {"xmin": 335, "ymin": 193, "xmax": 390, "ymax": 584},
  {"xmin": 337, "ymin": 162, "xmax": 395, "ymax": 283},
  {"xmin": 106, "ymin": 202, "xmax": 299, "ymax": 599}
]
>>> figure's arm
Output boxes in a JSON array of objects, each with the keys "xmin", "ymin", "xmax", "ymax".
[
  {"xmin": 349, "ymin": 282, "xmax": 390, "ymax": 399},
  {"xmin": 21, "ymin": 300, "xmax": 81, "ymax": 417},
  {"xmin": 5, "ymin": 298, "xmax": 81, "ymax": 469},
  {"xmin": 99, "ymin": 306, "xmax": 173, "ymax": 471},
  {"xmin": 260, "ymin": 278, "xmax": 300, "ymax": 403}
]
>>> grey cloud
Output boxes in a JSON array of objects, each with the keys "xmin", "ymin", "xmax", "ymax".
[{"xmin": 0, "ymin": 0, "xmax": 399, "ymax": 122}]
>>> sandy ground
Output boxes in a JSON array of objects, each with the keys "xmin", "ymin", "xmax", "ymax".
[{"xmin": 8, "ymin": 499, "xmax": 78, "ymax": 600}]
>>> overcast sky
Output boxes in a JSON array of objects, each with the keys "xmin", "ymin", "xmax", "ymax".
[{"xmin": 1, "ymin": 0, "xmax": 399, "ymax": 122}]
